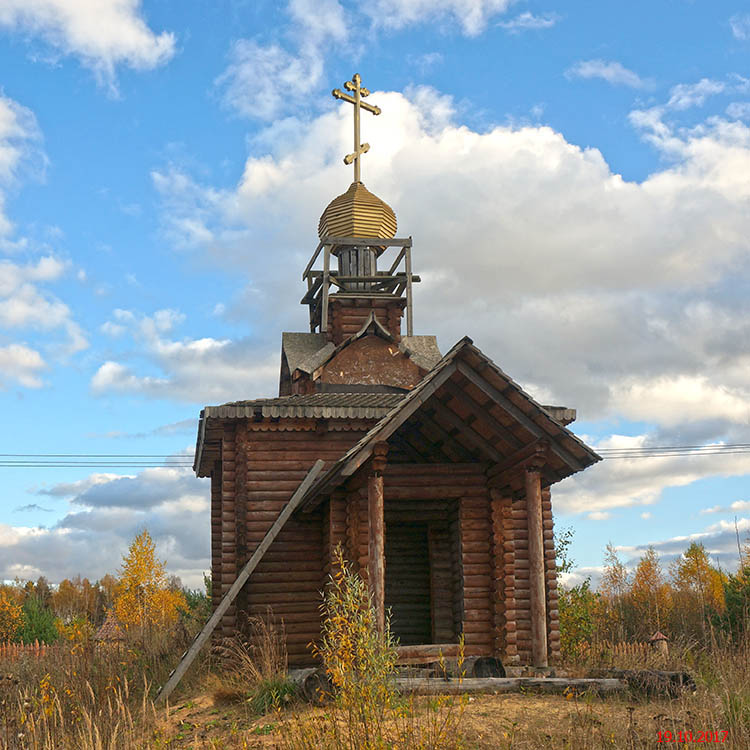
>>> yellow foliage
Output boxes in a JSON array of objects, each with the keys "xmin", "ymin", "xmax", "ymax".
[
  {"xmin": 629, "ymin": 547, "xmax": 672, "ymax": 634},
  {"xmin": 55, "ymin": 615, "xmax": 95, "ymax": 648},
  {"xmin": 671, "ymin": 542, "xmax": 726, "ymax": 613},
  {"xmin": 113, "ymin": 529, "xmax": 186, "ymax": 630},
  {"xmin": 0, "ymin": 589, "xmax": 23, "ymax": 642}
]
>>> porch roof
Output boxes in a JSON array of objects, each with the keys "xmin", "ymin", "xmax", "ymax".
[{"xmin": 299, "ymin": 337, "xmax": 601, "ymax": 509}]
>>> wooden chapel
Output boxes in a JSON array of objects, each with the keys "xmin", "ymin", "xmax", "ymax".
[{"xmin": 193, "ymin": 75, "xmax": 600, "ymax": 672}]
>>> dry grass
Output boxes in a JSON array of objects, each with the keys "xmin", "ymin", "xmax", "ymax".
[
  {"xmin": 210, "ymin": 613, "xmax": 296, "ymax": 714},
  {"xmin": 1, "ymin": 575, "xmax": 747, "ymax": 749},
  {"xmin": 0, "ymin": 622, "xmax": 204, "ymax": 749}
]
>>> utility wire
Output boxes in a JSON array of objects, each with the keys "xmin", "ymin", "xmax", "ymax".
[{"xmin": 3, "ymin": 444, "xmax": 750, "ymax": 467}]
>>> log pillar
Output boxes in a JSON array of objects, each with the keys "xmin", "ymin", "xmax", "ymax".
[
  {"xmin": 368, "ymin": 442, "xmax": 389, "ymax": 633},
  {"xmin": 525, "ymin": 465, "xmax": 548, "ymax": 668}
]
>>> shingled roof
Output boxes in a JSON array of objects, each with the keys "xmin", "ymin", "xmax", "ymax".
[
  {"xmin": 194, "ymin": 338, "xmax": 590, "ymax": 478},
  {"xmin": 204, "ymin": 392, "xmax": 404, "ymax": 419}
]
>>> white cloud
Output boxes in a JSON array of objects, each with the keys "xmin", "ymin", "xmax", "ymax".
[
  {"xmin": 667, "ymin": 78, "xmax": 725, "ymax": 110},
  {"xmin": 727, "ymin": 102, "xmax": 750, "ymax": 119},
  {"xmin": 1, "ymin": 466, "xmax": 210, "ymax": 587},
  {"xmin": 362, "ymin": 0, "xmax": 513, "ymax": 36},
  {"xmin": 0, "ymin": 96, "xmax": 86, "ymax": 377},
  {"xmin": 700, "ymin": 499, "xmax": 750, "ymax": 515},
  {"xmin": 566, "ymin": 59, "xmax": 648, "ymax": 89},
  {"xmin": 217, "ymin": 41, "xmax": 315, "ymax": 121},
  {"xmin": 641, "ymin": 512, "xmax": 652, "ymax": 520},
  {"xmin": 618, "ymin": 518, "xmax": 750, "ymax": 572},
  {"xmin": 555, "ymin": 434, "xmax": 750, "ymax": 515},
  {"xmin": 217, "ymin": 0, "xmax": 519, "ymax": 120},
  {"xmin": 154, "ymin": 86, "xmax": 750, "ymax": 433},
  {"xmin": 0, "ymin": 256, "xmax": 88, "ymax": 355},
  {"xmin": 498, "ymin": 12, "xmax": 559, "ymax": 32},
  {"xmin": 0, "ymin": 343, "xmax": 46, "ymax": 388},
  {"xmin": 408, "ymin": 52, "xmax": 444, "ymax": 73},
  {"xmin": 0, "ymin": 96, "xmax": 42, "ymax": 239},
  {"xmin": 611, "ymin": 376, "xmax": 750, "ymax": 428},
  {"xmin": 588, "ymin": 511, "xmax": 611, "ymax": 521},
  {"xmin": 216, "ymin": 0, "xmax": 347, "ymax": 121},
  {"xmin": 39, "ymin": 473, "xmax": 124, "ymax": 497},
  {"xmin": 730, "ymin": 13, "xmax": 750, "ymax": 40},
  {"xmin": 0, "ymin": 0, "xmax": 175, "ymax": 87},
  {"xmin": 92, "ymin": 309, "xmax": 279, "ymax": 402}
]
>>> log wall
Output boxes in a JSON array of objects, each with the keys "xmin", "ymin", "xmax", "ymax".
[
  {"xmin": 385, "ymin": 523, "xmax": 432, "ymax": 645},
  {"xmin": 211, "ymin": 424, "xmax": 563, "ymax": 667},
  {"xmin": 543, "ymin": 488, "xmax": 561, "ymax": 663},
  {"xmin": 211, "ymin": 421, "xmax": 371, "ymax": 662},
  {"xmin": 218, "ymin": 423, "xmax": 237, "ymax": 638},
  {"xmin": 328, "ymin": 298, "xmax": 405, "ymax": 344}
]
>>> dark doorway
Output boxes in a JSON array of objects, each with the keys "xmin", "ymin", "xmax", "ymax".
[{"xmin": 385, "ymin": 523, "xmax": 432, "ymax": 645}]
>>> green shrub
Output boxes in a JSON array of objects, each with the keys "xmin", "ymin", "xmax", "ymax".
[{"xmin": 19, "ymin": 597, "xmax": 59, "ymax": 645}]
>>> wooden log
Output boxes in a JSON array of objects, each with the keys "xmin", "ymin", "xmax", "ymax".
[
  {"xmin": 389, "ymin": 676, "xmax": 625, "ymax": 696},
  {"xmin": 525, "ymin": 468, "xmax": 548, "ymax": 669},
  {"xmin": 368, "ymin": 473, "xmax": 385, "ymax": 633}
]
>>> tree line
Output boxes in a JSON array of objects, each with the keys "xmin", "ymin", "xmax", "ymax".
[
  {"xmin": 558, "ymin": 533, "xmax": 750, "ymax": 657},
  {"xmin": 0, "ymin": 530, "xmax": 210, "ymax": 644}
]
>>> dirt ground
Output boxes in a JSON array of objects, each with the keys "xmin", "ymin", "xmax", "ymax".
[{"xmin": 156, "ymin": 688, "xmax": 747, "ymax": 749}]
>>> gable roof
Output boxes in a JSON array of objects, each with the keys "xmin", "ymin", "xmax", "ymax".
[
  {"xmin": 298, "ymin": 337, "xmax": 601, "ymax": 509},
  {"xmin": 282, "ymin": 324, "xmax": 442, "ymax": 381}
]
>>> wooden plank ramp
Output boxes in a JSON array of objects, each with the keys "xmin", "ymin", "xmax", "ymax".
[{"xmin": 155, "ymin": 459, "xmax": 326, "ymax": 704}]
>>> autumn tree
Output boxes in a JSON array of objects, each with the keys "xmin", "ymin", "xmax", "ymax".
[
  {"xmin": 114, "ymin": 529, "xmax": 186, "ymax": 630},
  {"xmin": 714, "ymin": 546, "xmax": 750, "ymax": 643},
  {"xmin": 598, "ymin": 543, "xmax": 630, "ymax": 641},
  {"xmin": 0, "ymin": 590, "xmax": 23, "ymax": 642},
  {"xmin": 629, "ymin": 547, "xmax": 672, "ymax": 638},
  {"xmin": 98, "ymin": 573, "xmax": 119, "ymax": 611},
  {"xmin": 670, "ymin": 542, "xmax": 726, "ymax": 639}
]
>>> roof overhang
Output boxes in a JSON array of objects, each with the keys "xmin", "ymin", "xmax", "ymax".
[{"xmin": 297, "ymin": 337, "xmax": 601, "ymax": 510}]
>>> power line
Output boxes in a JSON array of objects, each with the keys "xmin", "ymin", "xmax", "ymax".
[
  {"xmin": 597, "ymin": 443, "xmax": 750, "ymax": 459},
  {"xmin": 0, "ymin": 453, "xmax": 192, "ymax": 459},
  {"xmin": 1, "ymin": 443, "xmax": 750, "ymax": 468}
]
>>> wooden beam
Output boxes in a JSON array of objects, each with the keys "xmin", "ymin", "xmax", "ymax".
[
  {"xmin": 405, "ymin": 245, "xmax": 414, "ymax": 337},
  {"xmin": 392, "ymin": 677, "xmax": 626, "ymax": 695},
  {"xmin": 388, "ymin": 432, "xmax": 423, "ymax": 463},
  {"xmin": 487, "ymin": 440, "xmax": 546, "ymax": 480},
  {"xmin": 320, "ymin": 236, "xmax": 412, "ymax": 247},
  {"xmin": 302, "ymin": 239, "xmax": 325, "ymax": 281},
  {"xmin": 442, "ymin": 380, "xmax": 523, "ymax": 451},
  {"xmin": 388, "ymin": 247, "xmax": 406, "ymax": 275},
  {"xmin": 455, "ymin": 361, "xmax": 583, "ymax": 471},
  {"xmin": 321, "ymin": 245, "xmax": 330, "ymax": 334},
  {"xmin": 338, "ymin": 363, "xmax": 457, "ymax": 478},
  {"xmin": 415, "ymin": 412, "xmax": 475, "ymax": 462},
  {"xmin": 429, "ymin": 399, "xmax": 504, "ymax": 463},
  {"xmin": 368, "ymin": 472, "xmax": 385, "ymax": 633},
  {"xmin": 398, "ymin": 420, "xmax": 452, "ymax": 463},
  {"xmin": 155, "ymin": 460, "xmax": 325, "ymax": 704},
  {"xmin": 525, "ymin": 467, "xmax": 548, "ymax": 669}
]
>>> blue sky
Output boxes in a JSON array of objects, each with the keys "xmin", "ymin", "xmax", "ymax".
[{"xmin": 1, "ymin": 0, "xmax": 749, "ymax": 587}]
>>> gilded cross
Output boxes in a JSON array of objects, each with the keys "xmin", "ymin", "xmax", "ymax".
[{"xmin": 332, "ymin": 73, "xmax": 381, "ymax": 183}]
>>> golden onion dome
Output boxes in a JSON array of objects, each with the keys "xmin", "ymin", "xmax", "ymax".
[{"xmin": 318, "ymin": 181, "xmax": 397, "ymax": 243}]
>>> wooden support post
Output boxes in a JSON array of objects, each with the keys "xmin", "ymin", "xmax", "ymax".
[
  {"xmin": 368, "ymin": 474, "xmax": 385, "ymax": 632},
  {"xmin": 368, "ymin": 442, "xmax": 389, "ymax": 633},
  {"xmin": 525, "ymin": 465, "xmax": 548, "ymax": 668},
  {"xmin": 405, "ymin": 244, "xmax": 414, "ymax": 337},
  {"xmin": 321, "ymin": 244, "xmax": 330, "ymax": 336}
]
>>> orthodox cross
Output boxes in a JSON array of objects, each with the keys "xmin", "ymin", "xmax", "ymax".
[{"xmin": 332, "ymin": 73, "xmax": 381, "ymax": 183}]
